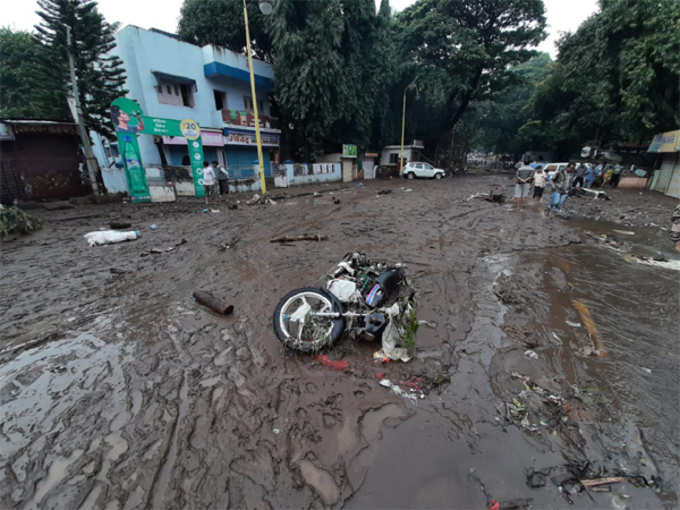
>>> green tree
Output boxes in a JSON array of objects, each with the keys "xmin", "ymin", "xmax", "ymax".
[
  {"xmin": 35, "ymin": 0, "xmax": 127, "ymax": 137},
  {"xmin": 0, "ymin": 28, "xmax": 65, "ymax": 119},
  {"xmin": 395, "ymin": 0, "xmax": 546, "ymax": 160},
  {"xmin": 523, "ymin": 0, "xmax": 680, "ymax": 155},
  {"xmin": 270, "ymin": 0, "xmax": 383, "ymax": 159},
  {"xmin": 178, "ymin": 0, "xmax": 272, "ymax": 60},
  {"xmin": 472, "ymin": 53, "xmax": 552, "ymax": 155}
]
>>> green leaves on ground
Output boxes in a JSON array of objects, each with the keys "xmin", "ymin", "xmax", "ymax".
[{"xmin": 0, "ymin": 207, "xmax": 41, "ymax": 238}]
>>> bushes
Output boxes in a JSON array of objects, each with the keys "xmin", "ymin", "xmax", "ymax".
[{"xmin": 0, "ymin": 206, "xmax": 41, "ymax": 238}]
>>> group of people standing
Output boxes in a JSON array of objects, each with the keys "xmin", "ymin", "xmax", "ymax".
[
  {"xmin": 201, "ymin": 160, "xmax": 230, "ymax": 205},
  {"xmin": 515, "ymin": 161, "xmax": 621, "ymax": 214}
]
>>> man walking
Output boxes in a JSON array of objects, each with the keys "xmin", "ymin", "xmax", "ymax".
[
  {"xmin": 548, "ymin": 163, "xmax": 573, "ymax": 214},
  {"xmin": 573, "ymin": 163, "xmax": 585, "ymax": 188},
  {"xmin": 216, "ymin": 160, "xmax": 229, "ymax": 195}
]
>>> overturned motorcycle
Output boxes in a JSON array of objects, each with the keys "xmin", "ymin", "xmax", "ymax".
[{"xmin": 273, "ymin": 253, "xmax": 417, "ymax": 360}]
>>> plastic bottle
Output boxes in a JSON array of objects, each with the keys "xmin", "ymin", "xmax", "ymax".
[{"xmin": 84, "ymin": 230, "xmax": 141, "ymax": 247}]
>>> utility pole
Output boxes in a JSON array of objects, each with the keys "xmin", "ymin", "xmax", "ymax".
[{"xmin": 66, "ymin": 26, "xmax": 101, "ymax": 195}]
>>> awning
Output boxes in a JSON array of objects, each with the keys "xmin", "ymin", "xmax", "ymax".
[
  {"xmin": 648, "ymin": 129, "xmax": 680, "ymax": 153},
  {"xmin": 204, "ymin": 62, "xmax": 273, "ymax": 91},
  {"xmin": 151, "ymin": 71, "xmax": 196, "ymax": 87}
]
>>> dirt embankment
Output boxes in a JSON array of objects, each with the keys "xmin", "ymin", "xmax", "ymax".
[{"xmin": 1, "ymin": 175, "xmax": 677, "ymax": 509}]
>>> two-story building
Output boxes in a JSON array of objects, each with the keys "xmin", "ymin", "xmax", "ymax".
[{"xmin": 97, "ymin": 26, "xmax": 280, "ymax": 187}]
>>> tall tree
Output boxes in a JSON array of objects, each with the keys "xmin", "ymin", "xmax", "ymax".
[
  {"xmin": 35, "ymin": 0, "xmax": 127, "ymax": 137},
  {"xmin": 0, "ymin": 28, "xmax": 65, "ymax": 119},
  {"xmin": 269, "ymin": 0, "xmax": 383, "ymax": 159},
  {"xmin": 523, "ymin": 0, "xmax": 680, "ymax": 155},
  {"xmin": 395, "ymin": 0, "xmax": 547, "ymax": 160},
  {"xmin": 178, "ymin": 0, "xmax": 272, "ymax": 60}
]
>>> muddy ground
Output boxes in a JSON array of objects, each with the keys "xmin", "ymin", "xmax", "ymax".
[{"xmin": 1, "ymin": 174, "xmax": 678, "ymax": 509}]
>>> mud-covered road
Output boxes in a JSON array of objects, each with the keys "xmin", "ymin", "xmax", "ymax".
[{"xmin": 1, "ymin": 175, "xmax": 678, "ymax": 509}]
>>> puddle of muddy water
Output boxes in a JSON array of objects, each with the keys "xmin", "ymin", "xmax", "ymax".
[{"xmin": 348, "ymin": 227, "xmax": 679, "ymax": 509}]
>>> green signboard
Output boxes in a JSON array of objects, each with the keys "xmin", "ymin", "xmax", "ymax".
[
  {"xmin": 342, "ymin": 144, "xmax": 358, "ymax": 158},
  {"xmin": 111, "ymin": 97, "xmax": 205, "ymax": 202}
]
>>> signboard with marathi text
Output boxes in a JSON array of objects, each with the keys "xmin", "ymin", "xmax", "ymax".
[
  {"xmin": 342, "ymin": 144, "xmax": 357, "ymax": 158},
  {"xmin": 111, "ymin": 97, "xmax": 205, "ymax": 200},
  {"xmin": 648, "ymin": 130, "xmax": 680, "ymax": 153},
  {"xmin": 223, "ymin": 128, "xmax": 280, "ymax": 147}
]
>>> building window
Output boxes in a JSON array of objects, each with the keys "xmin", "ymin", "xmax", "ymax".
[
  {"xmin": 157, "ymin": 81, "xmax": 195, "ymax": 108},
  {"xmin": 244, "ymin": 95, "xmax": 264, "ymax": 113},
  {"xmin": 389, "ymin": 153, "xmax": 399, "ymax": 164},
  {"xmin": 214, "ymin": 89, "xmax": 226, "ymax": 111}
]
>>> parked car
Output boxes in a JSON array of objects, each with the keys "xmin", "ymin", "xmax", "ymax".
[
  {"xmin": 401, "ymin": 162, "xmax": 446, "ymax": 180},
  {"xmin": 542, "ymin": 162, "xmax": 569, "ymax": 181}
]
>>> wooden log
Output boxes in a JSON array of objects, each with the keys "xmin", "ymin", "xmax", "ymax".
[
  {"xmin": 193, "ymin": 291, "xmax": 233, "ymax": 315},
  {"xmin": 270, "ymin": 234, "xmax": 328, "ymax": 243},
  {"xmin": 580, "ymin": 477, "xmax": 627, "ymax": 488},
  {"xmin": 572, "ymin": 299, "xmax": 607, "ymax": 357}
]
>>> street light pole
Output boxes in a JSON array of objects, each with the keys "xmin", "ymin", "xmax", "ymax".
[
  {"xmin": 399, "ymin": 90, "xmax": 406, "ymax": 174},
  {"xmin": 66, "ymin": 26, "xmax": 101, "ymax": 196},
  {"xmin": 243, "ymin": 0, "xmax": 267, "ymax": 195}
]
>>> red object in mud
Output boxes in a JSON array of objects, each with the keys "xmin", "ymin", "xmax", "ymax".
[
  {"xmin": 376, "ymin": 372, "xmax": 384, "ymax": 380},
  {"xmin": 488, "ymin": 499, "xmax": 500, "ymax": 510},
  {"xmin": 316, "ymin": 354, "xmax": 349, "ymax": 371}
]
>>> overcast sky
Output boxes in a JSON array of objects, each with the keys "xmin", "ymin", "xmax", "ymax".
[{"xmin": 6, "ymin": 0, "xmax": 599, "ymax": 58}]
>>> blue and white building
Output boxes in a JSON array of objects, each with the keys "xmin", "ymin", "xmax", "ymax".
[{"xmin": 97, "ymin": 25, "xmax": 280, "ymax": 187}]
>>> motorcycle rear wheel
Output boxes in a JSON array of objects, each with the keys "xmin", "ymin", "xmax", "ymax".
[{"xmin": 273, "ymin": 287, "xmax": 345, "ymax": 352}]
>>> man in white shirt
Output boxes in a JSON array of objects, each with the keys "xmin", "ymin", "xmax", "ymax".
[{"xmin": 202, "ymin": 161, "xmax": 216, "ymax": 205}]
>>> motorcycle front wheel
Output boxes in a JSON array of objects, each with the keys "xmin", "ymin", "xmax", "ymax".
[{"xmin": 273, "ymin": 287, "xmax": 345, "ymax": 352}]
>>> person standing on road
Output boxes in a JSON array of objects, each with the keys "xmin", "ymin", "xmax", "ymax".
[
  {"xmin": 610, "ymin": 164, "xmax": 623, "ymax": 188},
  {"xmin": 532, "ymin": 166, "xmax": 546, "ymax": 201},
  {"xmin": 584, "ymin": 163, "xmax": 595, "ymax": 188},
  {"xmin": 202, "ymin": 161, "xmax": 216, "ymax": 206},
  {"xmin": 216, "ymin": 160, "xmax": 229, "ymax": 195},
  {"xmin": 573, "ymin": 163, "xmax": 585, "ymax": 188},
  {"xmin": 515, "ymin": 161, "xmax": 534, "ymax": 208},
  {"xmin": 672, "ymin": 203, "xmax": 680, "ymax": 253}
]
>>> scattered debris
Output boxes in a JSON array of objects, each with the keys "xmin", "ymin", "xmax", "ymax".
[
  {"xmin": 193, "ymin": 291, "xmax": 234, "ymax": 315},
  {"xmin": 270, "ymin": 234, "xmax": 328, "ymax": 243},
  {"xmin": 613, "ymin": 229, "xmax": 635, "ymax": 236},
  {"xmin": 150, "ymin": 223, "xmax": 158, "ymax": 230},
  {"xmin": 640, "ymin": 367, "xmax": 652, "ymax": 375},
  {"xmin": 418, "ymin": 319, "xmax": 437, "ymax": 328},
  {"xmin": 84, "ymin": 229, "xmax": 140, "ymax": 246},
  {"xmin": 141, "ymin": 239, "xmax": 187, "ymax": 256},
  {"xmin": 0, "ymin": 206, "xmax": 41, "ymax": 238},
  {"xmin": 402, "ymin": 188, "xmax": 413, "ymax": 193},
  {"xmin": 580, "ymin": 477, "xmax": 627, "ymax": 488},
  {"xmin": 109, "ymin": 267, "xmax": 130, "ymax": 275},
  {"xmin": 219, "ymin": 236, "xmax": 240, "ymax": 251},
  {"xmin": 210, "ymin": 209, "xmax": 220, "ymax": 214},
  {"xmin": 524, "ymin": 349, "xmax": 538, "ymax": 360},
  {"xmin": 333, "ymin": 197, "xmax": 341, "ymax": 205},
  {"xmin": 572, "ymin": 299, "xmax": 607, "ymax": 357},
  {"xmin": 565, "ymin": 320, "xmax": 581, "ymax": 328},
  {"xmin": 377, "ymin": 189, "xmax": 392, "ymax": 195},
  {"xmin": 316, "ymin": 354, "xmax": 349, "ymax": 371},
  {"xmin": 246, "ymin": 193, "xmax": 277, "ymax": 206},
  {"xmin": 467, "ymin": 190, "xmax": 505, "ymax": 203},
  {"xmin": 227, "ymin": 202, "xmax": 239, "ymax": 210},
  {"xmin": 378, "ymin": 378, "xmax": 423, "ymax": 401},
  {"xmin": 109, "ymin": 221, "xmax": 132, "ymax": 229}
]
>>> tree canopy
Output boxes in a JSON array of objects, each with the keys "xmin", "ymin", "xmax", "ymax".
[
  {"xmin": 0, "ymin": 28, "xmax": 65, "ymax": 119},
  {"xmin": 35, "ymin": 0, "xmax": 127, "ymax": 137}
]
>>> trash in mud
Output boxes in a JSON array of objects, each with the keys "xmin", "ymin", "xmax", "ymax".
[
  {"xmin": 333, "ymin": 197, "xmax": 341, "ymax": 205},
  {"xmin": 504, "ymin": 373, "xmax": 567, "ymax": 434},
  {"xmin": 150, "ymin": 223, "xmax": 158, "ymax": 230},
  {"xmin": 378, "ymin": 378, "xmax": 423, "ymax": 401},
  {"xmin": 565, "ymin": 320, "xmax": 581, "ymax": 328},
  {"xmin": 316, "ymin": 354, "xmax": 349, "ymax": 371},
  {"xmin": 0, "ymin": 206, "xmax": 41, "ymax": 238},
  {"xmin": 467, "ymin": 191, "xmax": 505, "ymax": 203},
  {"xmin": 193, "ymin": 291, "xmax": 234, "ymax": 315},
  {"xmin": 377, "ymin": 189, "xmax": 392, "ymax": 195},
  {"xmin": 210, "ymin": 209, "xmax": 220, "ymax": 214},
  {"xmin": 140, "ymin": 239, "xmax": 187, "ymax": 256},
  {"xmin": 109, "ymin": 221, "xmax": 132, "ymax": 229},
  {"xmin": 580, "ymin": 476, "xmax": 627, "ymax": 488},
  {"xmin": 219, "ymin": 236, "xmax": 240, "ymax": 251},
  {"xmin": 247, "ymin": 193, "xmax": 276, "ymax": 206},
  {"xmin": 227, "ymin": 202, "xmax": 239, "ymax": 210},
  {"xmin": 84, "ymin": 229, "xmax": 140, "ymax": 246},
  {"xmin": 272, "ymin": 252, "xmax": 417, "ymax": 356},
  {"xmin": 270, "ymin": 234, "xmax": 328, "ymax": 243},
  {"xmin": 524, "ymin": 349, "xmax": 538, "ymax": 360},
  {"xmin": 613, "ymin": 229, "xmax": 635, "ymax": 236}
]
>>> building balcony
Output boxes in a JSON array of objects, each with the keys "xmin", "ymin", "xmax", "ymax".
[{"xmin": 221, "ymin": 109, "xmax": 279, "ymax": 131}]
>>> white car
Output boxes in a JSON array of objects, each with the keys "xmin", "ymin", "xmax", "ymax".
[{"xmin": 401, "ymin": 162, "xmax": 446, "ymax": 180}]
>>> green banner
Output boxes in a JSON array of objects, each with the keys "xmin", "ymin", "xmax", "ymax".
[{"xmin": 111, "ymin": 97, "xmax": 205, "ymax": 200}]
